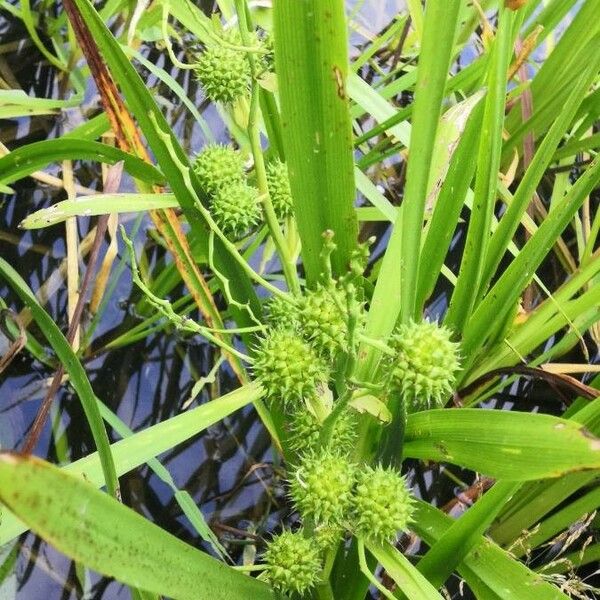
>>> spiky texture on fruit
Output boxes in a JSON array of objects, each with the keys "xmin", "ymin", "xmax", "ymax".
[
  {"xmin": 350, "ymin": 465, "xmax": 414, "ymax": 543},
  {"xmin": 298, "ymin": 285, "xmax": 348, "ymax": 358},
  {"xmin": 263, "ymin": 530, "xmax": 321, "ymax": 595},
  {"xmin": 193, "ymin": 144, "xmax": 245, "ymax": 194},
  {"xmin": 314, "ymin": 524, "xmax": 343, "ymax": 550},
  {"xmin": 290, "ymin": 450, "xmax": 355, "ymax": 526},
  {"xmin": 266, "ymin": 160, "xmax": 294, "ymax": 220},
  {"xmin": 264, "ymin": 294, "xmax": 299, "ymax": 331},
  {"xmin": 252, "ymin": 328, "xmax": 328, "ymax": 405},
  {"xmin": 287, "ymin": 407, "xmax": 356, "ymax": 455},
  {"xmin": 210, "ymin": 181, "xmax": 261, "ymax": 238},
  {"xmin": 195, "ymin": 32, "xmax": 251, "ymax": 103},
  {"xmin": 388, "ymin": 320, "xmax": 460, "ymax": 411}
]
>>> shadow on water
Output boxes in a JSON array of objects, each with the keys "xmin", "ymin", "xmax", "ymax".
[{"xmin": 0, "ymin": 1, "xmax": 596, "ymax": 598}]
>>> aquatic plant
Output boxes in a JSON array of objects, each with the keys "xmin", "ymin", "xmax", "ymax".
[{"xmin": 1, "ymin": 0, "xmax": 600, "ymax": 599}]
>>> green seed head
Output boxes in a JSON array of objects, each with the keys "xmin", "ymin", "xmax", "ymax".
[
  {"xmin": 263, "ymin": 530, "xmax": 321, "ymax": 596},
  {"xmin": 252, "ymin": 328, "xmax": 329, "ymax": 405},
  {"xmin": 388, "ymin": 320, "xmax": 461, "ymax": 411},
  {"xmin": 299, "ymin": 285, "xmax": 348, "ymax": 358},
  {"xmin": 351, "ymin": 465, "xmax": 414, "ymax": 543},
  {"xmin": 290, "ymin": 450, "xmax": 355, "ymax": 526},
  {"xmin": 313, "ymin": 524, "xmax": 343, "ymax": 551},
  {"xmin": 193, "ymin": 144, "xmax": 245, "ymax": 194},
  {"xmin": 195, "ymin": 32, "xmax": 251, "ymax": 103},
  {"xmin": 210, "ymin": 181, "xmax": 261, "ymax": 238},
  {"xmin": 265, "ymin": 294, "xmax": 300, "ymax": 331},
  {"xmin": 266, "ymin": 159, "xmax": 294, "ymax": 220},
  {"xmin": 287, "ymin": 407, "xmax": 356, "ymax": 455}
]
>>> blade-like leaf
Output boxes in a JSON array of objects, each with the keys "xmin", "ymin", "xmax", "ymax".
[
  {"xmin": 273, "ymin": 0, "xmax": 358, "ymax": 283},
  {"xmin": 403, "ymin": 409, "xmax": 600, "ymax": 479},
  {"xmin": 0, "ymin": 454, "xmax": 275, "ymax": 600},
  {"xmin": 0, "ymin": 139, "xmax": 165, "ymax": 186},
  {"xmin": 366, "ymin": 541, "xmax": 444, "ymax": 600}
]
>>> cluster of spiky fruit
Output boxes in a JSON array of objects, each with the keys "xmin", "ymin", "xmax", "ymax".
[
  {"xmin": 287, "ymin": 406, "xmax": 356, "ymax": 455},
  {"xmin": 262, "ymin": 451, "xmax": 414, "ymax": 595},
  {"xmin": 387, "ymin": 319, "xmax": 461, "ymax": 411}
]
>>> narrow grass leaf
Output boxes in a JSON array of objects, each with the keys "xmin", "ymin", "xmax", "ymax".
[
  {"xmin": 403, "ymin": 409, "xmax": 600, "ymax": 480},
  {"xmin": 0, "ymin": 139, "xmax": 164, "ymax": 186}
]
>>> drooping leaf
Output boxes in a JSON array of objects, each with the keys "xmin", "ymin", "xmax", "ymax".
[{"xmin": 404, "ymin": 408, "xmax": 600, "ymax": 479}]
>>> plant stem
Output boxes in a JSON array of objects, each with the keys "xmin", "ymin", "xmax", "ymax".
[{"xmin": 235, "ymin": 0, "xmax": 300, "ymax": 295}]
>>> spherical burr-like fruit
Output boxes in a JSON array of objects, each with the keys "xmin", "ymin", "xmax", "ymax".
[
  {"xmin": 289, "ymin": 450, "xmax": 355, "ymax": 526},
  {"xmin": 195, "ymin": 32, "xmax": 251, "ymax": 103},
  {"xmin": 388, "ymin": 320, "xmax": 461, "ymax": 411},
  {"xmin": 193, "ymin": 144, "xmax": 245, "ymax": 194},
  {"xmin": 252, "ymin": 328, "xmax": 328, "ymax": 405},
  {"xmin": 210, "ymin": 181, "xmax": 261, "ymax": 238},
  {"xmin": 263, "ymin": 530, "xmax": 321, "ymax": 595},
  {"xmin": 298, "ymin": 285, "xmax": 348, "ymax": 358},
  {"xmin": 287, "ymin": 407, "xmax": 356, "ymax": 455},
  {"xmin": 264, "ymin": 294, "xmax": 300, "ymax": 331},
  {"xmin": 350, "ymin": 465, "xmax": 414, "ymax": 543},
  {"xmin": 266, "ymin": 159, "xmax": 294, "ymax": 220}
]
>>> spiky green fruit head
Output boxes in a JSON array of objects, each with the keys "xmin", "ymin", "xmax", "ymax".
[
  {"xmin": 194, "ymin": 32, "xmax": 251, "ymax": 103},
  {"xmin": 388, "ymin": 320, "xmax": 461, "ymax": 411},
  {"xmin": 193, "ymin": 144, "xmax": 245, "ymax": 195},
  {"xmin": 351, "ymin": 465, "xmax": 414, "ymax": 543},
  {"xmin": 287, "ymin": 407, "xmax": 356, "ymax": 455},
  {"xmin": 210, "ymin": 181, "xmax": 261, "ymax": 238},
  {"xmin": 290, "ymin": 450, "xmax": 355, "ymax": 526},
  {"xmin": 263, "ymin": 530, "xmax": 321, "ymax": 596},
  {"xmin": 266, "ymin": 159, "xmax": 294, "ymax": 220},
  {"xmin": 314, "ymin": 524, "xmax": 343, "ymax": 551},
  {"xmin": 252, "ymin": 328, "xmax": 328, "ymax": 405},
  {"xmin": 265, "ymin": 294, "xmax": 300, "ymax": 331},
  {"xmin": 299, "ymin": 285, "xmax": 348, "ymax": 358}
]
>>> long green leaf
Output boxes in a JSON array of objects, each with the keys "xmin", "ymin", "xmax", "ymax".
[
  {"xmin": 0, "ymin": 454, "xmax": 275, "ymax": 600},
  {"xmin": 0, "ymin": 384, "xmax": 262, "ymax": 545},
  {"xmin": 445, "ymin": 6, "xmax": 515, "ymax": 331},
  {"xmin": 403, "ymin": 408, "xmax": 600, "ymax": 479},
  {"xmin": 365, "ymin": 542, "xmax": 443, "ymax": 600},
  {"xmin": 462, "ymin": 152, "xmax": 600, "ymax": 361},
  {"xmin": 20, "ymin": 193, "xmax": 178, "ymax": 229},
  {"xmin": 273, "ymin": 0, "xmax": 358, "ymax": 282},
  {"xmin": 0, "ymin": 258, "xmax": 118, "ymax": 497},
  {"xmin": 0, "ymin": 139, "xmax": 164, "ymax": 186},
  {"xmin": 416, "ymin": 481, "xmax": 520, "ymax": 588},
  {"xmin": 412, "ymin": 501, "xmax": 568, "ymax": 600}
]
